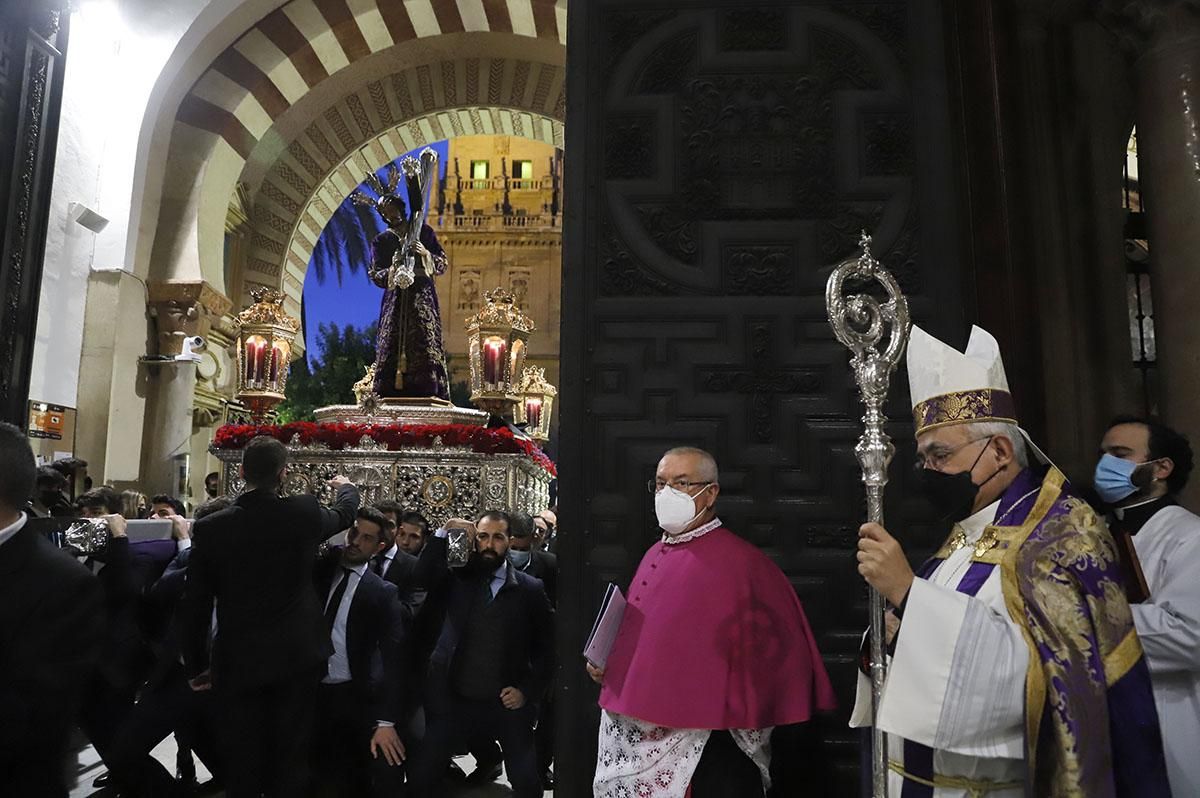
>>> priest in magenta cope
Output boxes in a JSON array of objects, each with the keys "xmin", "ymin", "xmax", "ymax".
[{"xmin": 588, "ymin": 447, "xmax": 836, "ymax": 798}]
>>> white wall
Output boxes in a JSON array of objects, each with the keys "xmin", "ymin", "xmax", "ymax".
[{"xmin": 28, "ymin": 0, "xmax": 208, "ymax": 409}]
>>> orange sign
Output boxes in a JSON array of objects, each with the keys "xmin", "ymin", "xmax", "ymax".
[{"xmin": 28, "ymin": 402, "xmax": 68, "ymax": 440}]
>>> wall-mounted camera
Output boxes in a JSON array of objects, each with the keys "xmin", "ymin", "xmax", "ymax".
[{"xmin": 176, "ymin": 336, "xmax": 206, "ymax": 362}]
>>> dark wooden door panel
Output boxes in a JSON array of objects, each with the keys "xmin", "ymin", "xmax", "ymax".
[{"xmin": 558, "ymin": 2, "xmax": 971, "ymax": 793}]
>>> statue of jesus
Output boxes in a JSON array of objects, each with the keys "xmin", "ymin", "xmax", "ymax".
[{"xmin": 355, "ymin": 153, "xmax": 451, "ymax": 401}]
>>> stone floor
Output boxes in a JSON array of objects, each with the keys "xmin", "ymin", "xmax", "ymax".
[{"xmin": 68, "ymin": 734, "xmax": 554, "ymax": 797}]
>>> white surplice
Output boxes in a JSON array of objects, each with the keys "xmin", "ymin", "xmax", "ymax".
[
  {"xmin": 850, "ymin": 500, "xmax": 1028, "ymax": 797},
  {"xmin": 1129, "ymin": 503, "xmax": 1200, "ymax": 796}
]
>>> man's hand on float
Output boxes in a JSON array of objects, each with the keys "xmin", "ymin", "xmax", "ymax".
[
  {"xmin": 370, "ymin": 726, "xmax": 406, "ymax": 766},
  {"xmin": 329, "ymin": 475, "xmax": 352, "ymax": 489},
  {"xmin": 857, "ymin": 522, "xmax": 915, "ymax": 607},
  {"xmin": 188, "ymin": 670, "xmax": 213, "ymax": 692},
  {"xmin": 165, "ymin": 513, "xmax": 190, "ymax": 541},
  {"xmin": 586, "ymin": 662, "xmax": 605, "ymax": 686},
  {"xmin": 102, "ymin": 514, "xmax": 128, "ymax": 539},
  {"xmin": 499, "ymin": 686, "xmax": 526, "ymax": 710}
]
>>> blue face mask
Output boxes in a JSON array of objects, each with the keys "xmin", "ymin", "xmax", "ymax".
[
  {"xmin": 1094, "ymin": 454, "xmax": 1145, "ymax": 504},
  {"xmin": 507, "ymin": 549, "xmax": 532, "ymax": 568}
]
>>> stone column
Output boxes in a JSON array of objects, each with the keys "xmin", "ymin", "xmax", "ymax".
[
  {"xmin": 1111, "ymin": 2, "xmax": 1200, "ymax": 505},
  {"xmin": 141, "ymin": 281, "xmax": 232, "ymax": 498}
]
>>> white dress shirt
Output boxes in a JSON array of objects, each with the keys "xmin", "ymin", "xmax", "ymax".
[
  {"xmin": 487, "ymin": 559, "xmax": 507, "ymax": 599},
  {"xmin": 377, "ymin": 543, "xmax": 398, "ymax": 578},
  {"xmin": 0, "ymin": 512, "xmax": 27, "ymax": 548},
  {"xmin": 322, "ymin": 561, "xmax": 368, "ymax": 685}
]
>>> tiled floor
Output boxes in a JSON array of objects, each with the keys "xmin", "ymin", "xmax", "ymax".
[{"xmin": 68, "ymin": 735, "xmax": 554, "ymax": 797}]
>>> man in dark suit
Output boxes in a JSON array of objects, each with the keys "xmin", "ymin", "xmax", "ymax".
[
  {"xmin": 0, "ymin": 422, "xmax": 104, "ymax": 797},
  {"xmin": 407, "ymin": 510, "xmax": 554, "ymax": 798},
  {"xmin": 396, "ymin": 510, "xmax": 429, "ymax": 556},
  {"xmin": 509, "ymin": 512, "xmax": 557, "ymax": 606},
  {"xmin": 509, "ymin": 512, "xmax": 559, "ymax": 788},
  {"xmin": 182, "ymin": 436, "xmax": 360, "ymax": 797},
  {"xmin": 107, "ymin": 497, "xmax": 231, "ymax": 796},
  {"xmin": 313, "ymin": 505, "xmax": 409, "ymax": 797}
]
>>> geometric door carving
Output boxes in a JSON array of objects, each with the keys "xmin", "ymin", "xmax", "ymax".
[{"xmin": 558, "ymin": 2, "xmax": 971, "ymax": 792}]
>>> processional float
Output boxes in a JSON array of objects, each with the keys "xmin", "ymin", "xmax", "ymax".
[
  {"xmin": 825, "ymin": 231, "xmax": 911, "ymax": 798},
  {"xmin": 213, "ymin": 147, "xmax": 557, "ymax": 530}
]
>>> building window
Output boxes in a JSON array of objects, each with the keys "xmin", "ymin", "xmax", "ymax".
[
  {"xmin": 513, "ymin": 160, "xmax": 533, "ymax": 179},
  {"xmin": 470, "ymin": 160, "xmax": 489, "ymax": 180},
  {"xmin": 1123, "ymin": 127, "xmax": 1157, "ymax": 415}
]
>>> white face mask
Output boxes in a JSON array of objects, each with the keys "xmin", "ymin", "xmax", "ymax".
[{"xmin": 655, "ymin": 484, "xmax": 710, "ymax": 536}]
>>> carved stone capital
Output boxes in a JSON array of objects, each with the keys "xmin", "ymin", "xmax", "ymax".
[{"xmin": 147, "ymin": 281, "xmax": 234, "ymax": 356}]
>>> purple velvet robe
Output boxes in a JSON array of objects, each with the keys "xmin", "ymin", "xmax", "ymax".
[{"xmin": 368, "ymin": 223, "xmax": 450, "ymax": 400}]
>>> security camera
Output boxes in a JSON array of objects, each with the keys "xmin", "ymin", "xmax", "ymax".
[{"xmin": 176, "ymin": 336, "xmax": 206, "ymax": 362}]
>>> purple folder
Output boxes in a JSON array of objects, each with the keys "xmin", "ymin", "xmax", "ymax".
[{"xmin": 583, "ymin": 583, "xmax": 626, "ymax": 668}]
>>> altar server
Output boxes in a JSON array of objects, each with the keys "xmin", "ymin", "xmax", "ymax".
[
  {"xmin": 1097, "ymin": 416, "xmax": 1200, "ymax": 796},
  {"xmin": 590, "ymin": 447, "xmax": 836, "ymax": 798},
  {"xmin": 851, "ymin": 325, "xmax": 1170, "ymax": 796}
]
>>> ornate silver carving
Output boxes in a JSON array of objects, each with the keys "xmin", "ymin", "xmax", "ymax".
[
  {"xmin": 63, "ymin": 517, "xmax": 110, "ymax": 555},
  {"xmin": 825, "ymin": 230, "xmax": 910, "ymax": 798},
  {"xmin": 213, "ymin": 442, "xmax": 552, "ymax": 530},
  {"xmin": 313, "ymin": 401, "xmax": 489, "ymax": 426}
]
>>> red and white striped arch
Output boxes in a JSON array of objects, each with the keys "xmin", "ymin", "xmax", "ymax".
[{"xmin": 150, "ymin": 0, "xmax": 566, "ymax": 320}]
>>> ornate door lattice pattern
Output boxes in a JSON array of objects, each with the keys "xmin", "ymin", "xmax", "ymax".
[{"xmin": 559, "ymin": 2, "xmax": 969, "ymax": 793}]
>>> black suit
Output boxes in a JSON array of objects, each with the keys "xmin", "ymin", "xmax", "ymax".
[
  {"xmin": 515, "ymin": 548, "xmax": 558, "ymax": 778},
  {"xmin": 78, "ymin": 536, "xmax": 159, "ymax": 773},
  {"xmin": 409, "ymin": 538, "xmax": 554, "ymax": 798},
  {"xmin": 518, "ymin": 549, "xmax": 557, "ymax": 606},
  {"xmin": 183, "ymin": 485, "xmax": 359, "ymax": 797},
  {"xmin": 0, "ymin": 519, "xmax": 104, "ymax": 797},
  {"xmin": 313, "ymin": 552, "xmax": 408, "ymax": 796},
  {"xmin": 109, "ymin": 546, "xmax": 223, "ymax": 796}
]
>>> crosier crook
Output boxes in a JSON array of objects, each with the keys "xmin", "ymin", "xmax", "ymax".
[{"xmin": 825, "ymin": 230, "xmax": 911, "ymax": 798}]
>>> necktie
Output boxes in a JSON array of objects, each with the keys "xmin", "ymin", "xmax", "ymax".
[
  {"xmin": 373, "ymin": 555, "xmax": 385, "ymax": 577},
  {"xmin": 324, "ymin": 568, "xmax": 351, "ymax": 630}
]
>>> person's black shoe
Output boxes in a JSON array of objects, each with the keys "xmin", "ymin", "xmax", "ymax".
[
  {"xmin": 465, "ymin": 760, "xmax": 503, "ymax": 785},
  {"xmin": 542, "ymin": 767, "xmax": 556, "ymax": 790},
  {"xmin": 446, "ymin": 760, "xmax": 468, "ymax": 781},
  {"xmin": 92, "ymin": 771, "xmax": 112, "ymax": 789}
]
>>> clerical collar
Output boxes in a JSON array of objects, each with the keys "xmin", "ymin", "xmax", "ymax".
[
  {"xmin": 956, "ymin": 500, "xmax": 1000, "ymax": 543},
  {"xmin": 1112, "ymin": 495, "xmax": 1177, "ymax": 536},
  {"xmin": 663, "ymin": 517, "xmax": 722, "ymax": 545}
]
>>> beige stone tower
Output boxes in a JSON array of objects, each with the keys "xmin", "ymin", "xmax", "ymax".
[{"xmin": 430, "ymin": 136, "xmax": 563, "ymax": 405}]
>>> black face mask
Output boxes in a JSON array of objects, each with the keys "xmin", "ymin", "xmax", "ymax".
[{"xmin": 916, "ymin": 437, "xmax": 1000, "ymax": 522}]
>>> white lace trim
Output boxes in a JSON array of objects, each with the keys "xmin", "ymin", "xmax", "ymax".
[
  {"xmin": 662, "ymin": 517, "xmax": 723, "ymax": 545},
  {"xmin": 593, "ymin": 710, "xmax": 773, "ymax": 797}
]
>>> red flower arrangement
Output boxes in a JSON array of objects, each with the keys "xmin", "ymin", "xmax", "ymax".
[{"xmin": 212, "ymin": 422, "xmax": 556, "ymax": 476}]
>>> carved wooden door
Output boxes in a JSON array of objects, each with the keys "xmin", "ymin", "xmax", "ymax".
[{"xmin": 557, "ymin": 2, "xmax": 975, "ymax": 793}]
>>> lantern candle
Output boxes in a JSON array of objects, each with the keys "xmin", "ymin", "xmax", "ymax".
[
  {"xmin": 244, "ymin": 342, "xmax": 255, "ymax": 383},
  {"xmin": 484, "ymin": 339, "xmax": 507, "ymax": 387},
  {"xmin": 254, "ymin": 341, "xmax": 266, "ymax": 383},
  {"xmin": 525, "ymin": 397, "xmax": 543, "ymax": 429}
]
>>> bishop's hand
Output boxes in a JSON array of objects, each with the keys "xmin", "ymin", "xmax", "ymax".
[{"xmin": 857, "ymin": 523, "xmax": 915, "ymax": 607}]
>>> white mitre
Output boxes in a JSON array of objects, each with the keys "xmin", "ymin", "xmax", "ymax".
[{"xmin": 906, "ymin": 324, "xmax": 1049, "ymax": 463}]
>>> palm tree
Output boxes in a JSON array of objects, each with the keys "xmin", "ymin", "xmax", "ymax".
[{"xmin": 307, "ymin": 142, "xmax": 449, "ymax": 286}]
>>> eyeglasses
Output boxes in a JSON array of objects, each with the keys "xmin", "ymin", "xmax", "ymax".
[
  {"xmin": 646, "ymin": 478, "xmax": 712, "ymax": 494},
  {"xmin": 914, "ymin": 436, "xmax": 992, "ymax": 472}
]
